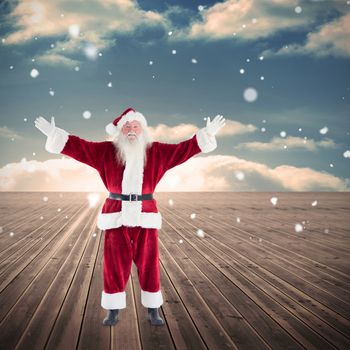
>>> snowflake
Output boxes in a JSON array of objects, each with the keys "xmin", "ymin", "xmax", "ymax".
[
  {"xmin": 179, "ymin": 239, "xmax": 183, "ymax": 243},
  {"xmin": 190, "ymin": 213, "xmax": 196, "ymax": 219},
  {"xmin": 270, "ymin": 197, "xmax": 278, "ymax": 206},
  {"xmin": 43, "ymin": 196, "xmax": 48, "ymax": 202},
  {"xmin": 196, "ymin": 229, "xmax": 205, "ymax": 238},
  {"xmin": 311, "ymin": 200, "xmax": 318, "ymax": 207},
  {"xmin": 87, "ymin": 193, "xmax": 100, "ymax": 208},
  {"xmin": 30, "ymin": 69, "xmax": 39, "ymax": 78},
  {"xmin": 295, "ymin": 6, "xmax": 302, "ymax": 14},
  {"xmin": 191, "ymin": 58, "xmax": 198, "ymax": 64},
  {"xmin": 168, "ymin": 199, "xmax": 174, "ymax": 206},
  {"xmin": 280, "ymin": 131, "xmax": 287, "ymax": 138},
  {"xmin": 68, "ymin": 24, "xmax": 80, "ymax": 38},
  {"xmin": 243, "ymin": 87, "xmax": 258, "ymax": 102},
  {"xmin": 235, "ymin": 171, "xmax": 245, "ymax": 181},
  {"xmin": 83, "ymin": 110, "xmax": 91, "ymax": 119},
  {"xmin": 294, "ymin": 223, "xmax": 303, "ymax": 233},
  {"xmin": 343, "ymin": 150, "xmax": 350, "ymax": 158},
  {"xmin": 319, "ymin": 126, "xmax": 328, "ymax": 135},
  {"xmin": 239, "ymin": 69, "xmax": 245, "ymax": 74}
]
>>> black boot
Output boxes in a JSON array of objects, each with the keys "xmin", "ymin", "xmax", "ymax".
[
  {"xmin": 102, "ymin": 309, "xmax": 119, "ymax": 326},
  {"xmin": 147, "ymin": 308, "xmax": 165, "ymax": 326}
]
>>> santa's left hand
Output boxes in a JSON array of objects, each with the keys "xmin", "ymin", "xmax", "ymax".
[{"xmin": 205, "ymin": 114, "xmax": 226, "ymax": 136}]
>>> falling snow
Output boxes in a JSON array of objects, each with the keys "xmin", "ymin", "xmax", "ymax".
[
  {"xmin": 83, "ymin": 110, "xmax": 91, "ymax": 119},
  {"xmin": 43, "ymin": 196, "xmax": 48, "ymax": 202},
  {"xmin": 57, "ymin": 208, "xmax": 61, "ymax": 212},
  {"xmin": 294, "ymin": 223, "xmax": 303, "ymax": 233},
  {"xmin": 87, "ymin": 193, "xmax": 100, "ymax": 208},
  {"xmin": 236, "ymin": 217, "xmax": 241, "ymax": 223},
  {"xmin": 343, "ymin": 150, "xmax": 350, "ymax": 158},
  {"xmin": 179, "ymin": 239, "xmax": 183, "ymax": 243},
  {"xmin": 0, "ymin": 227, "xmax": 3, "ymax": 233},
  {"xmin": 270, "ymin": 197, "xmax": 278, "ymax": 206},
  {"xmin": 259, "ymin": 56, "xmax": 264, "ymax": 60},
  {"xmin": 198, "ymin": 5, "xmax": 204, "ymax": 11},
  {"xmin": 74, "ymin": 66, "xmax": 80, "ymax": 72},
  {"xmin": 280, "ymin": 131, "xmax": 287, "ymax": 138},
  {"xmin": 311, "ymin": 200, "xmax": 318, "ymax": 207},
  {"xmin": 69, "ymin": 24, "xmax": 80, "ymax": 38},
  {"xmin": 172, "ymin": 49, "xmax": 177, "ymax": 54},
  {"xmin": 295, "ymin": 6, "xmax": 302, "ymax": 14},
  {"xmin": 30, "ymin": 69, "xmax": 39, "ymax": 78},
  {"xmin": 149, "ymin": 60, "xmax": 153, "ymax": 65},
  {"xmin": 196, "ymin": 229, "xmax": 205, "ymax": 238},
  {"xmin": 49, "ymin": 89, "xmax": 55, "ymax": 96},
  {"xmin": 168, "ymin": 199, "xmax": 174, "ymax": 206},
  {"xmin": 93, "ymin": 233, "xmax": 97, "ymax": 237},
  {"xmin": 190, "ymin": 213, "xmax": 196, "ymax": 219},
  {"xmin": 191, "ymin": 58, "xmax": 198, "ymax": 64},
  {"xmin": 168, "ymin": 31, "xmax": 173, "ymax": 36},
  {"xmin": 260, "ymin": 76, "xmax": 264, "ymax": 80},
  {"xmin": 235, "ymin": 171, "xmax": 245, "ymax": 181},
  {"xmin": 240, "ymin": 69, "xmax": 245, "ymax": 74},
  {"xmin": 9, "ymin": 232, "xmax": 14, "ymax": 237},
  {"xmin": 243, "ymin": 88, "xmax": 258, "ymax": 102},
  {"xmin": 320, "ymin": 126, "xmax": 328, "ymax": 135},
  {"xmin": 84, "ymin": 44, "xmax": 98, "ymax": 60},
  {"xmin": 107, "ymin": 82, "xmax": 112, "ymax": 87}
]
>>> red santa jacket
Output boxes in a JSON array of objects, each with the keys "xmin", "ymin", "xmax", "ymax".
[{"xmin": 44, "ymin": 126, "xmax": 217, "ymax": 229}]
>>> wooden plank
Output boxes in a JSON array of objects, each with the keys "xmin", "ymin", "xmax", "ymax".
[
  {"xmin": 159, "ymin": 229, "xmax": 270, "ymax": 349},
  {"xmin": 162, "ymin": 214, "xmax": 340, "ymax": 350},
  {"xmin": 131, "ymin": 264, "xmax": 176, "ymax": 350},
  {"xmin": 77, "ymin": 229, "xmax": 111, "ymax": 350},
  {"xmin": 44, "ymin": 208, "xmax": 101, "ymax": 349},
  {"xmin": 0, "ymin": 206, "xmax": 97, "ymax": 349}
]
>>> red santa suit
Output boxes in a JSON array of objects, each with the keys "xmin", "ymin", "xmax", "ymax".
[{"xmin": 44, "ymin": 109, "xmax": 217, "ymax": 310}]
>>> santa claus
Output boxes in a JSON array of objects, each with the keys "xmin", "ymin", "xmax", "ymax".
[{"xmin": 35, "ymin": 108, "xmax": 225, "ymax": 326}]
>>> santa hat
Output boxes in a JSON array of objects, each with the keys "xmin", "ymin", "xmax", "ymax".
[{"xmin": 105, "ymin": 107, "xmax": 148, "ymax": 136}]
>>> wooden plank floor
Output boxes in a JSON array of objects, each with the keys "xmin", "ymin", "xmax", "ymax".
[{"xmin": 0, "ymin": 192, "xmax": 349, "ymax": 350}]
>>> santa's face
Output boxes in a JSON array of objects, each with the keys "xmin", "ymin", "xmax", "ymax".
[{"xmin": 121, "ymin": 120, "xmax": 142, "ymax": 142}]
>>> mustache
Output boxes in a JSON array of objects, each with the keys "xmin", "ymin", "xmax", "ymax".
[{"xmin": 127, "ymin": 132, "xmax": 137, "ymax": 137}]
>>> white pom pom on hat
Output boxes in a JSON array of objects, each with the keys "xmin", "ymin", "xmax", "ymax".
[{"xmin": 105, "ymin": 107, "xmax": 148, "ymax": 136}]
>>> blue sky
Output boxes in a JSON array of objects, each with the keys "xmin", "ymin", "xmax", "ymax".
[{"xmin": 0, "ymin": 0, "xmax": 349, "ymax": 192}]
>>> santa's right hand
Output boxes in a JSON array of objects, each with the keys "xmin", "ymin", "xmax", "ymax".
[{"xmin": 35, "ymin": 116, "xmax": 55, "ymax": 136}]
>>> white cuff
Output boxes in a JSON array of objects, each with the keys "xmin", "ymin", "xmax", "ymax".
[
  {"xmin": 101, "ymin": 291, "xmax": 126, "ymax": 309},
  {"xmin": 196, "ymin": 128, "xmax": 217, "ymax": 153},
  {"xmin": 141, "ymin": 289, "xmax": 163, "ymax": 308},
  {"xmin": 45, "ymin": 127, "xmax": 69, "ymax": 154}
]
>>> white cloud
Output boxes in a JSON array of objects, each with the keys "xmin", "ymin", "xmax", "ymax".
[
  {"xmin": 3, "ymin": 0, "xmax": 168, "ymax": 66},
  {"xmin": 1, "ymin": 154, "xmax": 348, "ymax": 192},
  {"xmin": 173, "ymin": 0, "xmax": 313, "ymax": 41},
  {"xmin": 236, "ymin": 136, "xmax": 337, "ymax": 151},
  {"xmin": 263, "ymin": 12, "xmax": 350, "ymax": 58},
  {"xmin": 0, "ymin": 126, "xmax": 22, "ymax": 140},
  {"xmin": 148, "ymin": 119, "xmax": 256, "ymax": 142}
]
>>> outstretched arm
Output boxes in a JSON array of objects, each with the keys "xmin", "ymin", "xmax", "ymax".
[
  {"xmin": 159, "ymin": 114, "xmax": 226, "ymax": 170},
  {"xmin": 35, "ymin": 116, "xmax": 106, "ymax": 169}
]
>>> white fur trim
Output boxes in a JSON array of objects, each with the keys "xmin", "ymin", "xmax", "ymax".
[
  {"xmin": 45, "ymin": 127, "xmax": 69, "ymax": 154},
  {"xmin": 106, "ymin": 122, "xmax": 118, "ymax": 136},
  {"xmin": 101, "ymin": 291, "xmax": 126, "ymax": 309},
  {"xmin": 97, "ymin": 211, "xmax": 162, "ymax": 229},
  {"xmin": 141, "ymin": 290, "xmax": 163, "ymax": 308},
  {"xmin": 117, "ymin": 111, "xmax": 147, "ymax": 130},
  {"xmin": 196, "ymin": 128, "xmax": 217, "ymax": 153}
]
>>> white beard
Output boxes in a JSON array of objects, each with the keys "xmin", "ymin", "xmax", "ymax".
[
  {"xmin": 111, "ymin": 131, "xmax": 152, "ymax": 226},
  {"xmin": 113, "ymin": 131, "xmax": 149, "ymax": 167}
]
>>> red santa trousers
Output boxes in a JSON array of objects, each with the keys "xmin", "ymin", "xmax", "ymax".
[{"xmin": 101, "ymin": 226, "xmax": 163, "ymax": 309}]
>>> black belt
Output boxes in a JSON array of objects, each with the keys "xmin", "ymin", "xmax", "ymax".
[{"xmin": 108, "ymin": 192, "xmax": 154, "ymax": 201}]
